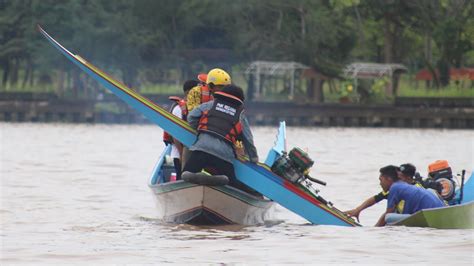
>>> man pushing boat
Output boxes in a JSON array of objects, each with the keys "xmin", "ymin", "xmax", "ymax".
[
  {"xmin": 375, "ymin": 165, "xmax": 444, "ymax": 226},
  {"xmin": 344, "ymin": 163, "xmax": 426, "ymax": 219},
  {"xmin": 182, "ymin": 84, "xmax": 260, "ymax": 195}
]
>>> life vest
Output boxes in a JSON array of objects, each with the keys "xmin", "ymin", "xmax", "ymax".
[
  {"xmin": 163, "ymin": 96, "xmax": 188, "ymax": 144},
  {"xmin": 197, "ymin": 92, "xmax": 243, "ymax": 144},
  {"xmin": 200, "ymin": 85, "xmax": 213, "ymax": 103}
]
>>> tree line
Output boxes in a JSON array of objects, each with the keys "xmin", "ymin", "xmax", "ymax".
[{"xmin": 0, "ymin": 0, "xmax": 472, "ymax": 99}]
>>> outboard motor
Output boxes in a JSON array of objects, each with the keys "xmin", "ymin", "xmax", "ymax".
[
  {"xmin": 271, "ymin": 148, "xmax": 326, "ymax": 186},
  {"xmin": 271, "ymin": 148, "xmax": 331, "ymax": 205},
  {"xmin": 425, "ymin": 160, "xmax": 456, "ymax": 201}
]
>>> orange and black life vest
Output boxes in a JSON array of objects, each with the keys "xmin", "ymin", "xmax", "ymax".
[
  {"xmin": 197, "ymin": 92, "xmax": 243, "ymax": 144},
  {"xmin": 163, "ymin": 96, "xmax": 188, "ymax": 144},
  {"xmin": 200, "ymin": 85, "xmax": 213, "ymax": 103}
]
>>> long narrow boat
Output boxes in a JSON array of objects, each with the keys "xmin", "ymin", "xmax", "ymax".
[
  {"xmin": 38, "ymin": 25, "xmax": 359, "ymax": 227},
  {"xmin": 146, "ymin": 125, "xmax": 286, "ymax": 225},
  {"xmin": 392, "ymin": 202, "xmax": 474, "ymax": 229}
]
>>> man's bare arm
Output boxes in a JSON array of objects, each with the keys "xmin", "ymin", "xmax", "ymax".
[{"xmin": 344, "ymin": 196, "xmax": 377, "ymax": 221}]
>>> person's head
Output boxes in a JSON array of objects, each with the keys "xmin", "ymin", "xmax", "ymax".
[
  {"xmin": 379, "ymin": 165, "xmax": 399, "ymax": 192},
  {"xmin": 214, "ymin": 85, "xmax": 245, "ymax": 104},
  {"xmin": 183, "ymin": 80, "xmax": 198, "ymax": 97},
  {"xmin": 206, "ymin": 68, "xmax": 231, "ymax": 93},
  {"xmin": 398, "ymin": 163, "xmax": 416, "ymax": 183}
]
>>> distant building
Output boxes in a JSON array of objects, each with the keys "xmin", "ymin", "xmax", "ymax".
[
  {"xmin": 415, "ymin": 68, "xmax": 474, "ymax": 80},
  {"xmin": 343, "ymin": 62, "xmax": 407, "ymax": 97},
  {"xmin": 245, "ymin": 61, "xmax": 310, "ymax": 101}
]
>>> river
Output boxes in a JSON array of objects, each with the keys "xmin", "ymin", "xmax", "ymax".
[{"xmin": 1, "ymin": 123, "xmax": 473, "ymax": 264}]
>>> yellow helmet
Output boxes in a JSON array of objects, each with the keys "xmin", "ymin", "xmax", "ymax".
[{"xmin": 206, "ymin": 68, "xmax": 231, "ymax": 86}]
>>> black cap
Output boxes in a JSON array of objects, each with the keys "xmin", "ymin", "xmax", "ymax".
[
  {"xmin": 399, "ymin": 163, "xmax": 416, "ymax": 178},
  {"xmin": 183, "ymin": 80, "xmax": 198, "ymax": 92},
  {"xmin": 215, "ymin": 85, "xmax": 245, "ymax": 102}
]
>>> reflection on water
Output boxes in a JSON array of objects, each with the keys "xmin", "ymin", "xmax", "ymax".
[{"xmin": 1, "ymin": 123, "xmax": 473, "ymax": 264}]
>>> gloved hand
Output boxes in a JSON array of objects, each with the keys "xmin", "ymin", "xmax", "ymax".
[{"xmin": 234, "ymin": 141, "xmax": 245, "ymax": 157}]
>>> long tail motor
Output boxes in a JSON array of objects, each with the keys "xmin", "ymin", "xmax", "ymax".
[{"xmin": 271, "ymin": 148, "xmax": 329, "ymax": 203}]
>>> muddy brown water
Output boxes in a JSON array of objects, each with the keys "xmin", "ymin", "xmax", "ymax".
[{"xmin": 1, "ymin": 123, "xmax": 473, "ymax": 264}]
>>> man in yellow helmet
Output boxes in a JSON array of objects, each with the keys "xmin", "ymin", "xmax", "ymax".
[{"xmin": 186, "ymin": 68, "xmax": 231, "ymax": 112}]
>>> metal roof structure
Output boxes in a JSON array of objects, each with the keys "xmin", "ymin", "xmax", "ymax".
[
  {"xmin": 343, "ymin": 62, "xmax": 407, "ymax": 79},
  {"xmin": 343, "ymin": 63, "xmax": 408, "ymax": 100},
  {"xmin": 245, "ymin": 61, "xmax": 309, "ymax": 75},
  {"xmin": 245, "ymin": 61, "xmax": 310, "ymax": 100}
]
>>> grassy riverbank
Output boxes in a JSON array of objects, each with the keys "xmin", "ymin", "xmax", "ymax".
[{"xmin": 1, "ymin": 73, "xmax": 472, "ymax": 103}]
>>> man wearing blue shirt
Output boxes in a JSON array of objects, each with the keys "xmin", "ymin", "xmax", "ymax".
[{"xmin": 375, "ymin": 165, "xmax": 444, "ymax": 226}]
